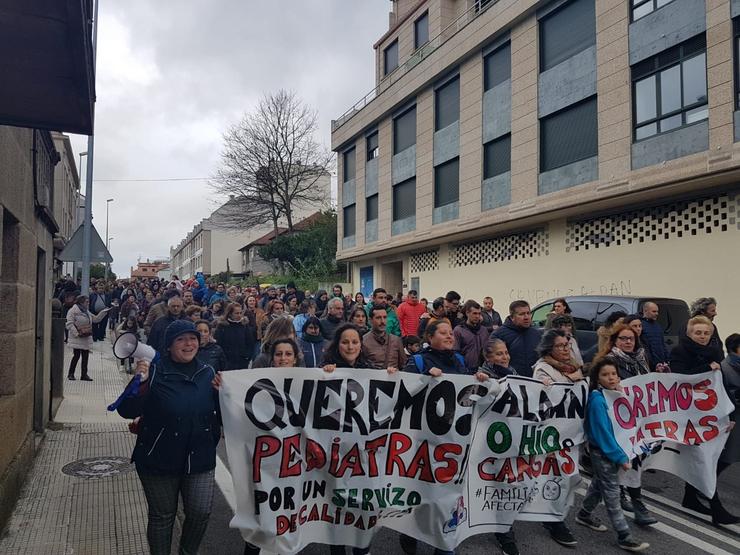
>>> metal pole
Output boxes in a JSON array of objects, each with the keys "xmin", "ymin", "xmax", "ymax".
[
  {"xmin": 104, "ymin": 198, "xmax": 113, "ymax": 281},
  {"xmin": 80, "ymin": 0, "xmax": 99, "ymax": 296}
]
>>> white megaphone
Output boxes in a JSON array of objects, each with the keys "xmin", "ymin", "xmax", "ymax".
[{"xmin": 113, "ymin": 332, "xmax": 158, "ymax": 363}]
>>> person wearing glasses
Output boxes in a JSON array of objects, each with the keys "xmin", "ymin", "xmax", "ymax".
[
  {"xmin": 593, "ymin": 323, "xmax": 657, "ymax": 527},
  {"xmin": 533, "ymin": 329, "xmax": 585, "ymax": 383}
]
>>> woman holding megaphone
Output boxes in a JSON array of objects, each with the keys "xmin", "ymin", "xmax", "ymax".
[{"xmin": 116, "ymin": 320, "xmax": 220, "ymax": 555}]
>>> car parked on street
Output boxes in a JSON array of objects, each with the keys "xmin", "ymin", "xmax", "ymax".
[{"xmin": 530, "ymin": 295, "xmax": 690, "ymax": 363}]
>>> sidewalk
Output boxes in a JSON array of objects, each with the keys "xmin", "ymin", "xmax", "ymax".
[{"xmin": 0, "ymin": 336, "xmax": 155, "ymax": 554}]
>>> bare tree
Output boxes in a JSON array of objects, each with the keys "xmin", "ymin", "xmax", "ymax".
[{"xmin": 212, "ymin": 90, "xmax": 334, "ymax": 233}]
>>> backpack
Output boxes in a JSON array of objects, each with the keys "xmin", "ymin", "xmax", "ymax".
[{"xmin": 412, "ymin": 352, "xmax": 465, "ymax": 374}]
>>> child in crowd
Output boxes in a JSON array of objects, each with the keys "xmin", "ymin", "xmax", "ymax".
[
  {"xmin": 576, "ymin": 357, "xmax": 650, "ymax": 552},
  {"xmin": 403, "ymin": 335, "xmax": 422, "ymax": 357}
]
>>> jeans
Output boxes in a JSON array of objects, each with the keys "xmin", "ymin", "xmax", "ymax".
[
  {"xmin": 138, "ymin": 469, "xmax": 215, "ymax": 555},
  {"xmin": 93, "ymin": 314, "xmax": 108, "ymax": 340},
  {"xmin": 68, "ymin": 349, "xmax": 89, "ymax": 377},
  {"xmin": 581, "ymin": 447, "xmax": 630, "ymax": 537}
]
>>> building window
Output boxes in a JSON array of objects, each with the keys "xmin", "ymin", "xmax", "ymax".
[
  {"xmin": 366, "ymin": 132, "xmax": 379, "ymax": 161},
  {"xmin": 541, "ymin": 96, "xmax": 598, "ymax": 172},
  {"xmin": 343, "ymin": 204, "xmax": 356, "ymax": 238},
  {"xmin": 343, "ymin": 147, "xmax": 356, "ymax": 182},
  {"xmin": 414, "ymin": 12, "xmax": 429, "ymax": 50},
  {"xmin": 384, "ymin": 40, "xmax": 399, "ymax": 76},
  {"xmin": 435, "ymin": 76, "xmax": 460, "ymax": 131},
  {"xmin": 475, "ymin": 0, "xmax": 494, "ymax": 12},
  {"xmin": 484, "ymin": 42, "xmax": 511, "ymax": 91},
  {"xmin": 393, "ymin": 105, "xmax": 416, "ymax": 154},
  {"xmin": 393, "ymin": 177, "xmax": 416, "ymax": 221},
  {"xmin": 540, "ymin": 0, "xmax": 595, "ymax": 72},
  {"xmin": 434, "ymin": 158, "xmax": 459, "ymax": 208},
  {"xmin": 632, "ymin": 0, "xmax": 675, "ymax": 21},
  {"xmin": 483, "ymin": 134, "xmax": 511, "ymax": 179},
  {"xmin": 632, "ymin": 36, "xmax": 707, "ymax": 141},
  {"xmin": 366, "ymin": 194, "xmax": 379, "ymax": 222}
]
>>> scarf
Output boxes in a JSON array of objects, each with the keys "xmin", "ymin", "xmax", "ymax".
[
  {"xmin": 479, "ymin": 361, "xmax": 515, "ymax": 379},
  {"xmin": 543, "ymin": 355, "xmax": 581, "ymax": 375},
  {"xmin": 303, "ymin": 333, "xmax": 324, "ymax": 344},
  {"xmin": 610, "ymin": 347, "xmax": 651, "ymax": 377}
]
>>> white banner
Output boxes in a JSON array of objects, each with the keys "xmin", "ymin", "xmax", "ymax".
[
  {"xmin": 603, "ymin": 371, "xmax": 734, "ymax": 496},
  {"xmin": 219, "ymin": 370, "xmax": 589, "ymax": 552}
]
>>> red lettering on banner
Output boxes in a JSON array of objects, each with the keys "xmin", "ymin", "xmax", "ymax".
[
  {"xmin": 385, "ymin": 432, "xmax": 413, "ymax": 476},
  {"xmin": 657, "ymin": 381, "xmax": 678, "ymax": 412},
  {"xmin": 631, "ymin": 385, "xmax": 646, "ymax": 419},
  {"xmin": 693, "ymin": 380, "xmax": 718, "ymax": 411},
  {"xmin": 280, "ymin": 434, "xmax": 302, "ymax": 478},
  {"xmin": 700, "ymin": 415, "xmax": 719, "ymax": 441},
  {"xmin": 305, "ymin": 439, "xmax": 326, "ymax": 471},
  {"xmin": 406, "ymin": 440, "xmax": 435, "ymax": 483},
  {"xmin": 645, "ymin": 382, "xmax": 658, "ymax": 416},
  {"xmin": 676, "ymin": 383, "xmax": 692, "ymax": 410},
  {"xmin": 253, "ymin": 436, "xmax": 281, "ymax": 482},
  {"xmin": 663, "ymin": 420, "xmax": 678, "ymax": 440},
  {"xmin": 541, "ymin": 453, "xmax": 562, "ymax": 477},
  {"xmin": 644, "ymin": 421, "xmax": 662, "ymax": 438},
  {"xmin": 682, "ymin": 420, "xmax": 702, "ymax": 444},
  {"xmin": 333, "ymin": 443, "xmax": 365, "ymax": 478},
  {"xmin": 433, "ymin": 444, "xmax": 462, "ymax": 483},
  {"xmin": 560, "ymin": 448, "xmax": 576, "ymax": 474},
  {"xmin": 364, "ymin": 435, "xmax": 388, "ymax": 477},
  {"xmin": 614, "ymin": 397, "xmax": 636, "ymax": 429}
]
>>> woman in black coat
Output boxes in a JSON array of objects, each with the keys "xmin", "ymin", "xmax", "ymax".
[
  {"xmin": 213, "ymin": 303, "xmax": 256, "ymax": 370},
  {"xmin": 671, "ymin": 316, "xmax": 735, "ymax": 524},
  {"xmin": 195, "ymin": 320, "xmax": 227, "ymax": 372}
]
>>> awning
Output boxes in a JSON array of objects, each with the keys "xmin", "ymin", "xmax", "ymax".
[{"xmin": 0, "ymin": 1, "xmax": 95, "ymax": 134}]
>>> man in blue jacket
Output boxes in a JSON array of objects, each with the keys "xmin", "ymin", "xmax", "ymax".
[
  {"xmin": 491, "ymin": 300, "xmax": 542, "ymax": 377},
  {"xmin": 640, "ymin": 301, "xmax": 669, "ymax": 371}
]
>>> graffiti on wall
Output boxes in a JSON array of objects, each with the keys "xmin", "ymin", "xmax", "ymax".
[{"xmin": 508, "ymin": 280, "xmax": 633, "ymax": 304}]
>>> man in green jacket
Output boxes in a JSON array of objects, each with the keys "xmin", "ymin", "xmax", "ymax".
[{"xmin": 364, "ymin": 287, "xmax": 401, "ymax": 336}]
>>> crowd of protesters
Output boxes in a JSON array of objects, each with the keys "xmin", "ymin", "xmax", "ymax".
[{"xmin": 54, "ymin": 272, "xmax": 739, "ymax": 555}]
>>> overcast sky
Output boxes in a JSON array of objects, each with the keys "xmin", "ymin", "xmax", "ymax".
[{"xmin": 69, "ymin": 0, "xmax": 389, "ymax": 277}]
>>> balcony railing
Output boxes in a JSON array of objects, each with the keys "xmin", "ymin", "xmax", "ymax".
[{"xmin": 332, "ymin": 0, "xmax": 497, "ymax": 132}]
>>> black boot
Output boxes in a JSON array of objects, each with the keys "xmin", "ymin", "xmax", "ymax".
[
  {"xmin": 711, "ymin": 494, "xmax": 740, "ymax": 526},
  {"xmin": 628, "ymin": 487, "xmax": 657, "ymax": 526},
  {"xmin": 682, "ymin": 483, "xmax": 711, "ymax": 515},
  {"xmin": 81, "ymin": 374, "xmax": 93, "ymax": 381}
]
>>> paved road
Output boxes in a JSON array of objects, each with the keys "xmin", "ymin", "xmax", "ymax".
[{"xmin": 200, "ymin": 443, "xmax": 740, "ymax": 555}]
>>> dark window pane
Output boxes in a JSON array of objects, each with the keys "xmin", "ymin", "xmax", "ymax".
[
  {"xmin": 483, "ymin": 135, "xmax": 511, "ymax": 179},
  {"xmin": 633, "ymin": 2, "xmax": 653, "ymax": 19},
  {"xmin": 414, "ymin": 12, "xmax": 429, "ymax": 49},
  {"xmin": 685, "ymin": 104, "xmax": 708, "ymax": 123},
  {"xmin": 540, "ymin": 0, "xmax": 595, "ymax": 71},
  {"xmin": 343, "ymin": 148, "xmax": 355, "ymax": 182},
  {"xmin": 484, "ymin": 42, "xmax": 511, "ymax": 90},
  {"xmin": 366, "ymin": 194, "xmax": 378, "ymax": 222},
  {"xmin": 659, "ymin": 114, "xmax": 681, "ymax": 132},
  {"xmin": 384, "ymin": 40, "xmax": 399, "ymax": 75},
  {"xmin": 343, "ymin": 205, "xmax": 356, "ymax": 238},
  {"xmin": 541, "ymin": 97, "xmax": 598, "ymax": 171},
  {"xmin": 366, "ymin": 132, "xmax": 379, "ymax": 161},
  {"xmin": 394, "ymin": 106, "xmax": 416, "ymax": 154},
  {"xmin": 393, "ymin": 178, "xmax": 416, "ymax": 221},
  {"xmin": 635, "ymin": 122, "xmax": 657, "ymax": 140},
  {"xmin": 435, "ymin": 76, "xmax": 460, "ymax": 130},
  {"xmin": 659, "ymin": 65, "xmax": 681, "ymax": 114},
  {"xmin": 635, "ymin": 75, "xmax": 656, "ymax": 123},
  {"xmin": 682, "ymin": 54, "xmax": 707, "ymax": 106},
  {"xmin": 434, "ymin": 158, "xmax": 459, "ymax": 208}
]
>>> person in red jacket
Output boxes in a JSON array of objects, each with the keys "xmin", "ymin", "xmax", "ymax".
[{"xmin": 396, "ymin": 289, "xmax": 428, "ymax": 337}]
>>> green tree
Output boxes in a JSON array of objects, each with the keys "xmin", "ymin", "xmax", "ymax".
[{"xmin": 258, "ymin": 211, "xmax": 343, "ymax": 282}]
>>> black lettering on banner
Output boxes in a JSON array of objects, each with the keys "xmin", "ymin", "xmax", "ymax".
[
  {"xmin": 425, "ymin": 380, "xmax": 455, "ymax": 435},
  {"xmin": 245, "ymin": 378, "xmax": 286, "ymax": 430},
  {"xmin": 284, "ymin": 378, "xmax": 316, "ymax": 428},
  {"xmin": 390, "ymin": 382, "xmax": 428, "ymax": 430},
  {"xmin": 490, "ymin": 384, "xmax": 522, "ymax": 417},
  {"xmin": 343, "ymin": 379, "xmax": 367, "ymax": 434},
  {"xmin": 313, "ymin": 379, "xmax": 342, "ymax": 431},
  {"xmin": 456, "ymin": 383, "xmax": 489, "ymax": 435},
  {"xmin": 368, "ymin": 380, "xmax": 396, "ymax": 432}
]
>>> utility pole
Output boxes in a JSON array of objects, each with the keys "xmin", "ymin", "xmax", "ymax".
[
  {"xmin": 104, "ymin": 198, "xmax": 114, "ymax": 281},
  {"xmin": 80, "ymin": 0, "xmax": 99, "ymax": 296}
]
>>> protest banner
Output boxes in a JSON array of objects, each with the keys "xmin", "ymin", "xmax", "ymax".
[
  {"xmin": 219, "ymin": 370, "xmax": 590, "ymax": 552},
  {"xmin": 602, "ymin": 371, "xmax": 734, "ymax": 496},
  {"xmin": 463, "ymin": 377, "xmax": 587, "ymax": 534}
]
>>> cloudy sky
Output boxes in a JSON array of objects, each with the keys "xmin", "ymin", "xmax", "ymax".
[{"xmin": 69, "ymin": 0, "xmax": 389, "ymax": 277}]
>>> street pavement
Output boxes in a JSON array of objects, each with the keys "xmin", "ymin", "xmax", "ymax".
[{"xmin": 1, "ymin": 334, "xmax": 739, "ymax": 554}]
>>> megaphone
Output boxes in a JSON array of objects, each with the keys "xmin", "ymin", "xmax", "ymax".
[{"xmin": 113, "ymin": 332, "xmax": 159, "ymax": 363}]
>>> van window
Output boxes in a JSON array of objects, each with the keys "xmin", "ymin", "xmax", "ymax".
[
  {"xmin": 567, "ymin": 301, "xmax": 599, "ymax": 331},
  {"xmin": 532, "ymin": 303, "xmax": 553, "ymax": 327},
  {"xmin": 596, "ymin": 302, "xmax": 630, "ymax": 326}
]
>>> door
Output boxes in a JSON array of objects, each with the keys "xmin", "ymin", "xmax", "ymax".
[
  {"xmin": 34, "ymin": 248, "xmax": 46, "ymax": 431},
  {"xmin": 359, "ymin": 266, "xmax": 374, "ymax": 298},
  {"xmin": 381, "ymin": 261, "xmax": 403, "ymax": 299}
]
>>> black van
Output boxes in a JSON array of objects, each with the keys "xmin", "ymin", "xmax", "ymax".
[{"xmin": 530, "ymin": 296, "xmax": 689, "ymax": 361}]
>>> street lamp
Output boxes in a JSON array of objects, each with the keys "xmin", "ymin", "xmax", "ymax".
[{"xmin": 105, "ymin": 198, "xmax": 114, "ymax": 281}]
